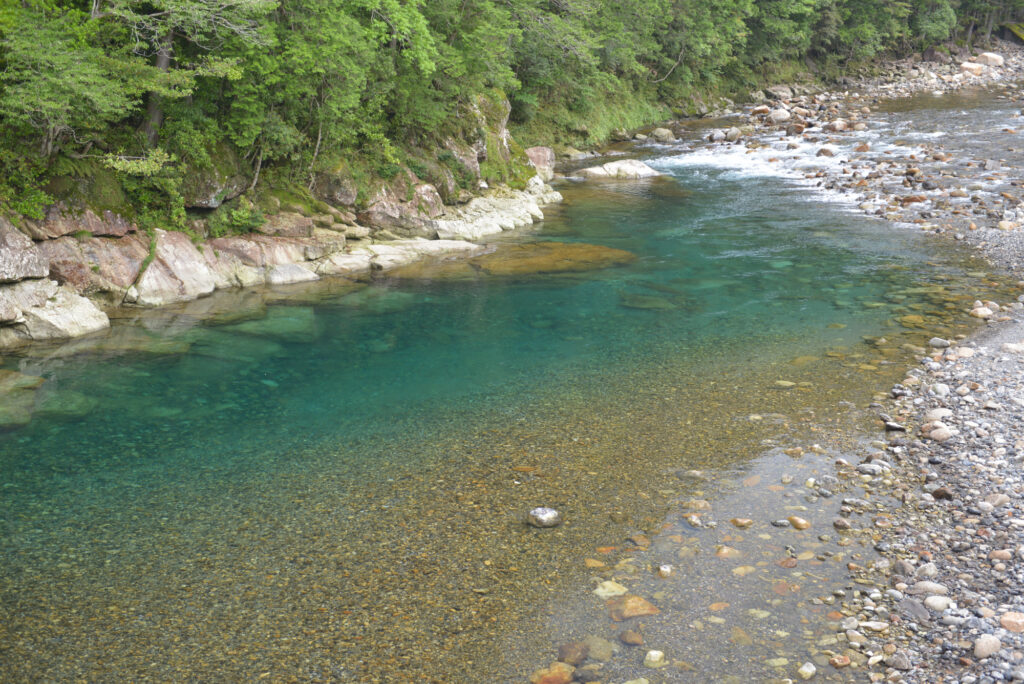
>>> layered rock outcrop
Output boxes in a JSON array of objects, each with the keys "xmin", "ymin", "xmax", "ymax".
[
  {"xmin": 0, "ymin": 218, "xmax": 109, "ymax": 348},
  {"xmin": 0, "ymin": 169, "xmax": 563, "ymax": 350}
]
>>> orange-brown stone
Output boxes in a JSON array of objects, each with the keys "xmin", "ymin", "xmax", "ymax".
[
  {"xmin": 529, "ymin": 661, "xmax": 574, "ymax": 684},
  {"xmin": 389, "ymin": 241, "xmax": 636, "ymax": 280},
  {"xmin": 607, "ymin": 594, "xmax": 660, "ymax": 621},
  {"xmin": 1001, "ymin": 611, "xmax": 1024, "ymax": 633}
]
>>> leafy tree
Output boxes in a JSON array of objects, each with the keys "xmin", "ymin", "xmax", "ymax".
[
  {"xmin": 910, "ymin": 0, "xmax": 958, "ymax": 46},
  {"xmin": 0, "ymin": 7, "xmax": 134, "ymax": 156},
  {"xmin": 88, "ymin": 0, "xmax": 276, "ymax": 145}
]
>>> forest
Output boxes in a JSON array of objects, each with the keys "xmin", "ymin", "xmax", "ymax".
[{"xmin": 1, "ymin": 0, "xmax": 1022, "ymax": 228}]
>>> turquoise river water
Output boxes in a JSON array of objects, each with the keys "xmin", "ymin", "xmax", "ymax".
[{"xmin": 1, "ymin": 91, "xmax": 1020, "ymax": 682}]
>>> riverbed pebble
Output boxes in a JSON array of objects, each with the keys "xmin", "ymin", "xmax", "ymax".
[{"xmin": 527, "ymin": 506, "xmax": 562, "ymax": 528}]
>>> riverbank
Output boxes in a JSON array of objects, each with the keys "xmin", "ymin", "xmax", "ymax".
[
  {"xmin": 821, "ymin": 45, "xmax": 1024, "ymax": 682},
  {"xmin": 516, "ymin": 42, "xmax": 1024, "ymax": 684},
  {"xmin": 704, "ymin": 40, "xmax": 1024, "ymax": 683},
  {"xmin": 0, "ymin": 174, "xmax": 563, "ymax": 350}
]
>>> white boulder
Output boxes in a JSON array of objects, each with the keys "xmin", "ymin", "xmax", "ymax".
[{"xmin": 579, "ymin": 159, "xmax": 661, "ymax": 180}]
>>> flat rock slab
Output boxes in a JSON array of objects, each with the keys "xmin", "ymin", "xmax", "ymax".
[{"xmin": 387, "ymin": 242, "xmax": 636, "ymax": 280}]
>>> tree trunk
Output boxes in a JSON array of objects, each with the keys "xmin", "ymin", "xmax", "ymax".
[
  {"xmin": 143, "ymin": 31, "xmax": 174, "ymax": 147},
  {"xmin": 983, "ymin": 10, "xmax": 996, "ymax": 45}
]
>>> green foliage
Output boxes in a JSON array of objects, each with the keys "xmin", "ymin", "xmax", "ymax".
[
  {"xmin": 375, "ymin": 162, "xmax": 401, "ymax": 180},
  {"xmin": 3, "ymin": 0, "xmax": 1023, "ymax": 221},
  {"xmin": 207, "ymin": 201, "xmax": 264, "ymax": 237},
  {"xmin": 0, "ymin": 7, "xmax": 137, "ymax": 157},
  {"xmin": 102, "ymin": 148, "xmax": 175, "ymax": 176},
  {"xmin": 406, "ymin": 158, "xmax": 428, "ymax": 179},
  {"xmin": 0, "ymin": 150, "xmax": 53, "ymax": 219},
  {"xmin": 912, "ymin": 0, "xmax": 958, "ymax": 45}
]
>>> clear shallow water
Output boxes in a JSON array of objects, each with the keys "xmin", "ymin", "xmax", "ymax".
[{"xmin": 0, "ymin": 107, "xmax": 1016, "ymax": 680}]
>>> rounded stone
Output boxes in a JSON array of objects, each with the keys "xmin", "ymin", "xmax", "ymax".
[
  {"xmin": 788, "ymin": 516, "xmax": 811, "ymax": 530},
  {"xmin": 644, "ymin": 649, "xmax": 668, "ymax": 668},
  {"xmin": 974, "ymin": 634, "xmax": 1001, "ymax": 659},
  {"xmin": 1001, "ymin": 612, "xmax": 1024, "ymax": 633},
  {"xmin": 797, "ymin": 661, "xmax": 817, "ymax": 679},
  {"xmin": 527, "ymin": 506, "xmax": 562, "ymax": 528}
]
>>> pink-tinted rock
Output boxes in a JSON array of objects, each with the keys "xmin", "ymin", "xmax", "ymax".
[
  {"xmin": 443, "ymin": 137, "xmax": 481, "ymax": 180},
  {"xmin": 1001, "ymin": 611, "xmax": 1024, "ymax": 633},
  {"xmin": 529, "ymin": 661, "xmax": 574, "ymax": 684},
  {"xmin": 25, "ymin": 204, "xmax": 136, "ymax": 240},
  {"xmin": 207, "ymin": 236, "xmax": 265, "ymax": 267},
  {"xmin": 0, "ymin": 218, "xmax": 49, "ymax": 282},
  {"xmin": 251, "ymin": 236, "xmax": 309, "ymax": 266},
  {"xmin": 131, "ymin": 230, "xmax": 216, "ymax": 306},
  {"xmin": 412, "ymin": 184, "xmax": 445, "ymax": 218},
  {"xmin": 525, "ymin": 146, "xmax": 556, "ymax": 181},
  {"xmin": 37, "ymin": 234, "xmax": 149, "ymax": 298}
]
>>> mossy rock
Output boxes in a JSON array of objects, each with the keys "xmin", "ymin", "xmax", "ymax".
[
  {"xmin": 254, "ymin": 183, "xmax": 322, "ymax": 217},
  {"xmin": 44, "ymin": 162, "xmax": 133, "ymax": 218},
  {"xmin": 180, "ymin": 142, "xmax": 250, "ymax": 209}
]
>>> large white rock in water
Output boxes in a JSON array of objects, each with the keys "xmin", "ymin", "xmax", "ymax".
[
  {"xmin": 19, "ymin": 284, "xmax": 109, "ymax": 340},
  {"xmin": 266, "ymin": 263, "xmax": 319, "ymax": 285},
  {"xmin": 432, "ymin": 183, "xmax": 560, "ymax": 240},
  {"xmin": 961, "ymin": 62, "xmax": 986, "ymax": 76},
  {"xmin": 315, "ymin": 252, "xmax": 373, "ymax": 277},
  {"xmin": 579, "ymin": 159, "xmax": 661, "ymax": 180},
  {"xmin": 768, "ymin": 108, "xmax": 792, "ymax": 124},
  {"xmin": 976, "ymin": 52, "xmax": 1004, "ymax": 67},
  {"xmin": 650, "ymin": 127, "xmax": 675, "ymax": 142}
]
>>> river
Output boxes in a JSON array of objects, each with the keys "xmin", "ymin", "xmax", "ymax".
[{"xmin": 1, "ymin": 87, "xmax": 1020, "ymax": 682}]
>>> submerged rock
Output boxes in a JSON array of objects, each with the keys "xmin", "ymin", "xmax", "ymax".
[
  {"xmin": 607, "ymin": 594, "xmax": 660, "ymax": 621},
  {"xmin": 644, "ymin": 650, "xmax": 668, "ymax": 668},
  {"xmin": 389, "ymin": 242, "xmax": 635, "ymax": 280},
  {"xmin": 619, "ymin": 293, "xmax": 676, "ymax": 310},
  {"xmin": 222, "ymin": 306, "xmax": 318, "ymax": 343},
  {"xmin": 529, "ymin": 661, "xmax": 574, "ymax": 684},
  {"xmin": 527, "ymin": 506, "xmax": 562, "ymax": 528},
  {"xmin": 0, "ymin": 369, "xmax": 45, "ymax": 428}
]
